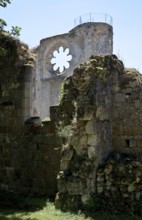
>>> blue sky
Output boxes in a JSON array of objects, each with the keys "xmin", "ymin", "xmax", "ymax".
[{"xmin": 1, "ymin": 0, "xmax": 142, "ymax": 72}]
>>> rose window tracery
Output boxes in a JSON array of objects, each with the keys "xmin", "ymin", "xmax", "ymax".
[{"xmin": 51, "ymin": 46, "xmax": 72, "ymax": 73}]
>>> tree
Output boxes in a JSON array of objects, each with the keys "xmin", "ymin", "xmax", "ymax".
[
  {"xmin": 0, "ymin": 18, "xmax": 7, "ymax": 29},
  {"xmin": 0, "ymin": 0, "xmax": 12, "ymax": 7},
  {"xmin": 0, "ymin": 0, "xmax": 11, "ymax": 30},
  {"xmin": 0, "ymin": 0, "xmax": 21, "ymax": 56},
  {"xmin": 11, "ymin": 26, "xmax": 21, "ymax": 37},
  {"xmin": 0, "ymin": 0, "xmax": 21, "ymax": 37}
]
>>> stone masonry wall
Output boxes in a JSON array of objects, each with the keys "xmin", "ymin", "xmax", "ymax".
[
  {"xmin": 112, "ymin": 68, "xmax": 142, "ymax": 157},
  {"xmin": 96, "ymin": 153, "xmax": 142, "ymax": 213},
  {"xmin": 1, "ymin": 31, "xmax": 142, "ymax": 212},
  {"xmin": 0, "ymin": 33, "xmax": 62, "ymax": 196},
  {"xmin": 13, "ymin": 118, "xmax": 61, "ymax": 196},
  {"xmin": 55, "ymin": 55, "xmax": 142, "ymax": 213},
  {"xmin": 95, "ymin": 64, "xmax": 142, "ymax": 213}
]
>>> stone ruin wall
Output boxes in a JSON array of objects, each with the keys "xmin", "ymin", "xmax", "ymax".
[
  {"xmin": 0, "ymin": 26, "xmax": 142, "ymax": 213},
  {"xmin": 32, "ymin": 22, "xmax": 113, "ymax": 119},
  {"xmin": 0, "ymin": 22, "xmax": 113, "ymax": 198},
  {"xmin": 0, "ymin": 32, "xmax": 62, "ymax": 196},
  {"xmin": 55, "ymin": 55, "xmax": 142, "ymax": 212}
]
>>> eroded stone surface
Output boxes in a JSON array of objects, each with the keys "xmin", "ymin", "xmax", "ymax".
[
  {"xmin": 1, "ymin": 34, "xmax": 142, "ymax": 213},
  {"xmin": 55, "ymin": 54, "xmax": 142, "ymax": 212},
  {"xmin": 0, "ymin": 33, "xmax": 62, "ymax": 196}
]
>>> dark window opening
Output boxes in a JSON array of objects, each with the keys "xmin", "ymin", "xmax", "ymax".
[
  {"xmin": 36, "ymin": 143, "xmax": 40, "ymax": 150},
  {"xmin": 0, "ymin": 101, "xmax": 13, "ymax": 106},
  {"xmin": 125, "ymin": 93, "xmax": 131, "ymax": 98},
  {"xmin": 125, "ymin": 139, "xmax": 130, "ymax": 147}
]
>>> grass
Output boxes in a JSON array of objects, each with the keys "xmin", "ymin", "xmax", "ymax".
[
  {"xmin": 0, "ymin": 201, "xmax": 90, "ymax": 220},
  {"xmin": 0, "ymin": 202, "xmax": 142, "ymax": 220},
  {"xmin": 0, "ymin": 194, "xmax": 141, "ymax": 220},
  {"xmin": 0, "ymin": 202, "xmax": 88, "ymax": 220}
]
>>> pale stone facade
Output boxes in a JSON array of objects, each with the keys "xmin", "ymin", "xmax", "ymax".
[{"xmin": 31, "ymin": 22, "xmax": 113, "ymax": 119}]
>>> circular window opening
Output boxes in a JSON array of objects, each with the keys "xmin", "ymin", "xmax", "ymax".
[{"xmin": 51, "ymin": 46, "xmax": 72, "ymax": 73}]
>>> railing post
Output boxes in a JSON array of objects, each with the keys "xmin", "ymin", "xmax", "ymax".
[
  {"xmin": 74, "ymin": 13, "xmax": 113, "ymax": 27},
  {"xmin": 79, "ymin": 16, "xmax": 82, "ymax": 24},
  {"xmin": 105, "ymin": 14, "xmax": 107, "ymax": 23},
  {"xmin": 90, "ymin": 13, "xmax": 91, "ymax": 22}
]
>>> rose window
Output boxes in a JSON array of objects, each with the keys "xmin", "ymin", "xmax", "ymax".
[{"xmin": 51, "ymin": 46, "xmax": 72, "ymax": 73}]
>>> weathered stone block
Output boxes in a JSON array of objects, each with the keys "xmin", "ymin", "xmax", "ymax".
[
  {"xmin": 61, "ymin": 146, "xmax": 74, "ymax": 162},
  {"xmin": 58, "ymin": 178, "xmax": 67, "ymax": 193},
  {"xmin": 70, "ymin": 135, "xmax": 79, "ymax": 148},
  {"xmin": 50, "ymin": 106, "xmax": 59, "ymax": 122},
  {"xmin": 114, "ymin": 93, "xmax": 125, "ymax": 102},
  {"xmin": 88, "ymin": 146, "xmax": 96, "ymax": 159},
  {"xmin": 136, "ymin": 140, "xmax": 142, "ymax": 148},
  {"xmin": 87, "ymin": 135, "xmax": 97, "ymax": 146},
  {"xmin": 85, "ymin": 120, "xmax": 97, "ymax": 134},
  {"xmin": 78, "ymin": 109, "xmax": 94, "ymax": 121},
  {"xmin": 33, "ymin": 134, "xmax": 44, "ymax": 143},
  {"xmin": 67, "ymin": 178, "xmax": 84, "ymax": 195},
  {"xmin": 112, "ymin": 137, "xmax": 127, "ymax": 148},
  {"xmin": 96, "ymin": 107, "xmax": 110, "ymax": 121},
  {"xmin": 60, "ymin": 160, "xmax": 69, "ymax": 171},
  {"xmin": 129, "ymin": 81, "xmax": 138, "ymax": 88},
  {"xmin": 135, "ymin": 100, "xmax": 140, "ymax": 109}
]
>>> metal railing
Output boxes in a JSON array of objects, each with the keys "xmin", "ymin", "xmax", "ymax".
[{"xmin": 74, "ymin": 13, "xmax": 113, "ymax": 27}]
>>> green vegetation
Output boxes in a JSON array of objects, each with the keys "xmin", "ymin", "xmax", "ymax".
[
  {"xmin": 0, "ymin": 201, "xmax": 142, "ymax": 220},
  {"xmin": 0, "ymin": 0, "xmax": 12, "ymax": 8},
  {"xmin": 0, "ymin": 0, "xmax": 21, "ymax": 37},
  {"xmin": 0, "ymin": 192, "xmax": 141, "ymax": 220},
  {"xmin": 0, "ymin": 18, "xmax": 7, "ymax": 28},
  {"xmin": 10, "ymin": 26, "xmax": 22, "ymax": 37},
  {"xmin": 0, "ymin": 0, "xmax": 21, "ymax": 57},
  {"xmin": 0, "ymin": 203, "xmax": 90, "ymax": 220}
]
